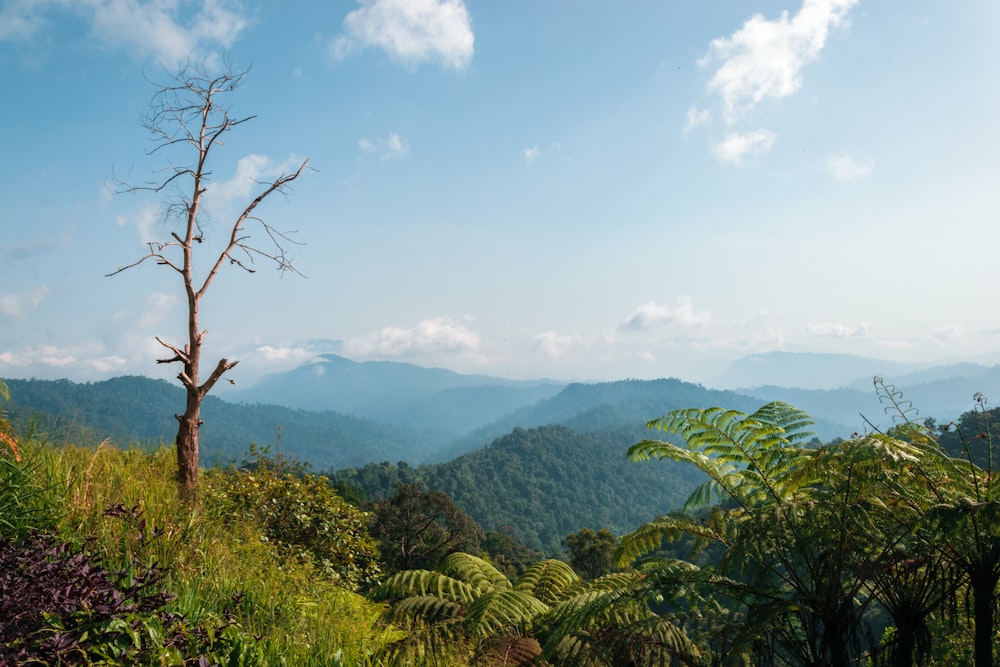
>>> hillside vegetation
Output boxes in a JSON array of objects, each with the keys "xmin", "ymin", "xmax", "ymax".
[{"xmin": 334, "ymin": 423, "xmax": 705, "ymax": 553}]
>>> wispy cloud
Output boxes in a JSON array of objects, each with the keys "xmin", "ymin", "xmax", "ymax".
[
  {"xmin": 332, "ymin": 0, "xmax": 474, "ymax": 71},
  {"xmin": 683, "ymin": 106, "xmax": 710, "ymax": 135},
  {"xmin": 0, "ymin": 0, "xmax": 248, "ymax": 65},
  {"xmin": 713, "ymin": 130, "xmax": 777, "ymax": 164},
  {"xmin": 137, "ymin": 291, "xmax": 179, "ymax": 328},
  {"xmin": 806, "ymin": 322, "xmax": 870, "ymax": 338},
  {"xmin": 204, "ymin": 153, "xmax": 307, "ymax": 212},
  {"xmin": 0, "ymin": 287, "xmax": 51, "ymax": 319},
  {"xmin": 344, "ymin": 316, "xmax": 481, "ymax": 358},
  {"xmin": 115, "ymin": 204, "xmax": 161, "ymax": 245},
  {"xmin": 691, "ymin": 0, "xmax": 858, "ymax": 163},
  {"xmin": 359, "ymin": 133, "xmax": 410, "ymax": 160},
  {"xmin": 522, "ymin": 146, "xmax": 540, "ymax": 164},
  {"xmin": 0, "ymin": 342, "xmax": 125, "ymax": 373},
  {"xmin": 621, "ymin": 297, "xmax": 711, "ymax": 331},
  {"xmin": 826, "ymin": 152, "xmax": 874, "ymax": 181},
  {"xmin": 534, "ymin": 331, "xmax": 577, "ymax": 358}
]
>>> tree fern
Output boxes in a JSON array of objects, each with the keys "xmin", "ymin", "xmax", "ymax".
[{"xmin": 513, "ymin": 559, "xmax": 580, "ymax": 605}]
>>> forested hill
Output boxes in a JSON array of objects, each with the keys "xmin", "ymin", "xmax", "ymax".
[
  {"xmin": 4, "ymin": 377, "xmax": 424, "ymax": 469},
  {"xmin": 438, "ymin": 378, "xmax": 770, "ymax": 460},
  {"xmin": 333, "ymin": 423, "xmax": 705, "ymax": 554}
]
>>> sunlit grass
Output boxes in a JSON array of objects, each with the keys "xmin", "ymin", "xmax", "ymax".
[{"xmin": 5, "ymin": 436, "xmax": 398, "ymax": 666}]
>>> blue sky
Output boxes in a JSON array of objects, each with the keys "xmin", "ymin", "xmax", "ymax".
[{"xmin": 2, "ymin": 0, "xmax": 999, "ymax": 390}]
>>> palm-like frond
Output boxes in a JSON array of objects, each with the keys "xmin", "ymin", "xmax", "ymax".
[
  {"xmin": 616, "ymin": 512, "xmax": 727, "ymax": 567},
  {"xmin": 542, "ymin": 562, "xmax": 704, "ymax": 666},
  {"xmin": 634, "ymin": 402, "xmax": 815, "ymax": 510},
  {"xmin": 382, "ymin": 594, "xmax": 466, "ymax": 626},
  {"xmin": 440, "ymin": 551, "xmax": 512, "ymax": 593},
  {"xmin": 466, "ymin": 589, "xmax": 551, "ymax": 637},
  {"xmin": 374, "ymin": 568, "xmax": 478, "ymax": 604},
  {"xmin": 514, "ymin": 558, "xmax": 580, "ymax": 605}
]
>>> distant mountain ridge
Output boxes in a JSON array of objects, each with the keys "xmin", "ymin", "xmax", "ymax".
[
  {"xmin": 230, "ymin": 354, "xmax": 565, "ymax": 442},
  {"xmin": 715, "ymin": 351, "xmax": 928, "ymax": 390},
  {"xmin": 6, "ymin": 353, "xmax": 998, "ymax": 471}
]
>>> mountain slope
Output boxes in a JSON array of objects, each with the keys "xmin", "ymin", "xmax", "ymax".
[
  {"xmin": 5, "ymin": 377, "xmax": 424, "ymax": 469},
  {"xmin": 231, "ymin": 354, "xmax": 564, "ymax": 440},
  {"xmin": 336, "ymin": 424, "xmax": 704, "ymax": 553}
]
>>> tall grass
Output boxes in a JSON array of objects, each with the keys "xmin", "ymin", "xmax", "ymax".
[{"xmin": 4, "ymin": 436, "xmax": 398, "ymax": 666}]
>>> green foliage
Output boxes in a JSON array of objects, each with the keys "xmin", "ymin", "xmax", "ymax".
[
  {"xmin": 4, "ymin": 376, "xmax": 421, "ymax": 469},
  {"xmin": 8, "ymin": 438, "xmax": 394, "ymax": 666},
  {"xmin": 0, "ymin": 378, "xmax": 20, "ymax": 461},
  {"xmin": 0, "ymin": 440, "xmax": 59, "ymax": 541},
  {"xmin": 374, "ymin": 552, "xmax": 581, "ymax": 664},
  {"xmin": 206, "ymin": 456, "xmax": 381, "ymax": 590},
  {"xmin": 370, "ymin": 482, "xmax": 485, "ymax": 574},
  {"xmin": 564, "ymin": 528, "xmax": 619, "ymax": 580},
  {"xmin": 338, "ymin": 424, "xmax": 703, "ymax": 553}
]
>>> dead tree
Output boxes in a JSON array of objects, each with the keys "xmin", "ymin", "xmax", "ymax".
[{"xmin": 108, "ymin": 63, "xmax": 309, "ymax": 496}]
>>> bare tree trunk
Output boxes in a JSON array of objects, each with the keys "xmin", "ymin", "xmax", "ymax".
[
  {"xmin": 108, "ymin": 63, "xmax": 308, "ymax": 495},
  {"xmin": 175, "ymin": 388, "xmax": 202, "ymax": 495}
]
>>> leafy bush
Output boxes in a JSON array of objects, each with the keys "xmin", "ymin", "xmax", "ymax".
[
  {"xmin": 207, "ymin": 459, "xmax": 381, "ymax": 590},
  {"xmin": 0, "ymin": 527, "xmax": 255, "ymax": 665}
]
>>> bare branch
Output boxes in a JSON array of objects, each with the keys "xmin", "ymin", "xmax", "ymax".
[
  {"xmin": 197, "ymin": 158, "xmax": 310, "ymax": 298},
  {"xmin": 200, "ymin": 358, "xmax": 239, "ymax": 397},
  {"xmin": 105, "ymin": 242, "xmax": 183, "ymax": 277},
  {"xmin": 154, "ymin": 337, "xmax": 190, "ymax": 365}
]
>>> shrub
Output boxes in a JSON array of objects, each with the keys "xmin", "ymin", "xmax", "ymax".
[
  {"xmin": 206, "ymin": 460, "xmax": 381, "ymax": 590},
  {"xmin": 0, "ymin": 526, "xmax": 256, "ymax": 665}
]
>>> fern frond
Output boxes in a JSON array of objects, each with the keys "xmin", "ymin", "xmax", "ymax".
[
  {"xmin": 514, "ymin": 558, "xmax": 580, "ymax": 605},
  {"xmin": 474, "ymin": 635, "xmax": 543, "ymax": 667},
  {"xmin": 439, "ymin": 551, "xmax": 511, "ymax": 592},
  {"xmin": 465, "ymin": 589, "xmax": 550, "ymax": 636},
  {"xmin": 374, "ymin": 569, "xmax": 477, "ymax": 604},
  {"xmin": 382, "ymin": 594, "xmax": 465, "ymax": 626},
  {"xmin": 617, "ymin": 514, "xmax": 726, "ymax": 566}
]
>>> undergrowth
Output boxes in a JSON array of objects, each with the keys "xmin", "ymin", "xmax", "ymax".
[{"xmin": 0, "ymin": 436, "xmax": 398, "ymax": 666}]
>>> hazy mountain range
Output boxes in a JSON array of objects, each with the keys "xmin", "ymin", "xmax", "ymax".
[{"xmin": 8, "ymin": 352, "xmax": 998, "ymax": 470}]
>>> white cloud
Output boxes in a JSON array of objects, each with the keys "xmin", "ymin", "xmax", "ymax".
[
  {"xmin": 116, "ymin": 204, "xmax": 160, "ymax": 244},
  {"xmin": 0, "ymin": 0, "xmax": 248, "ymax": 65},
  {"xmin": 0, "ymin": 342, "xmax": 122, "ymax": 371},
  {"xmin": 0, "ymin": 286, "xmax": 51, "ymax": 319},
  {"xmin": 689, "ymin": 0, "xmax": 857, "ymax": 165},
  {"xmin": 621, "ymin": 296, "xmax": 711, "ymax": 331},
  {"xmin": 344, "ymin": 316, "xmax": 481, "ymax": 358},
  {"xmin": 204, "ymin": 153, "xmax": 306, "ymax": 213},
  {"xmin": 359, "ymin": 133, "xmax": 409, "ymax": 160},
  {"xmin": 713, "ymin": 129, "xmax": 777, "ymax": 164},
  {"xmin": 332, "ymin": 0, "xmax": 474, "ymax": 71},
  {"xmin": 255, "ymin": 345, "xmax": 318, "ymax": 365},
  {"xmin": 683, "ymin": 106, "xmax": 710, "ymax": 135},
  {"xmin": 701, "ymin": 0, "xmax": 857, "ymax": 123},
  {"xmin": 535, "ymin": 331, "xmax": 576, "ymax": 358},
  {"xmin": 522, "ymin": 146, "xmax": 539, "ymax": 164},
  {"xmin": 827, "ymin": 152, "xmax": 874, "ymax": 181},
  {"xmin": 806, "ymin": 322, "xmax": 870, "ymax": 338},
  {"xmin": 137, "ymin": 291, "xmax": 179, "ymax": 327}
]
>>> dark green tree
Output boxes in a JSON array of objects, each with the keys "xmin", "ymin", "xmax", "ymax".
[
  {"xmin": 563, "ymin": 528, "xmax": 618, "ymax": 580},
  {"xmin": 370, "ymin": 483, "xmax": 484, "ymax": 573}
]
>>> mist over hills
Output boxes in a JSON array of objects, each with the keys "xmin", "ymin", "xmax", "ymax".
[
  {"xmin": 7, "ymin": 352, "xmax": 998, "ymax": 554},
  {"xmin": 229, "ymin": 354, "xmax": 565, "ymax": 443},
  {"xmin": 713, "ymin": 351, "xmax": 928, "ymax": 390}
]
